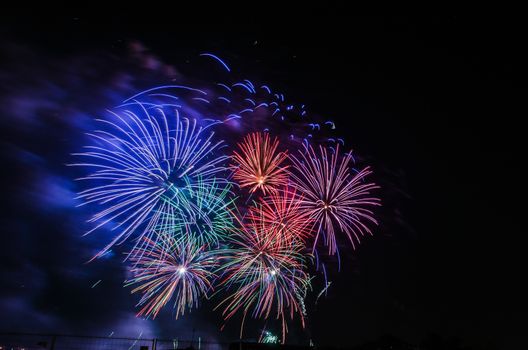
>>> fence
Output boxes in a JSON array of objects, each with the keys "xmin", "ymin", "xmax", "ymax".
[{"xmin": 0, "ymin": 333, "xmax": 233, "ymax": 350}]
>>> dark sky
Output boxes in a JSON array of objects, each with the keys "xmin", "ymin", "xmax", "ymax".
[{"xmin": 1, "ymin": 11, "xmax": 525, "ymax": 349}]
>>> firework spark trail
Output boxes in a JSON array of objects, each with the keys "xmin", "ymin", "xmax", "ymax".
[
  {"xmin": 216, "ymin": 209, "xmax": 311, "ymax": 343},
  {"xmin": 231, "ymin": 132, "xmax": 289, "ymax": 195},
  {"xmin": 71, "ymin": 102, "xmax": 230, "ymax": 260},
  {"xmin": 126, "ymin": 234, "xmax": 217, "ymax": 319},
  {"xmin": 289, "ymin": 143, "xmax": 381, "ymax": 255}
]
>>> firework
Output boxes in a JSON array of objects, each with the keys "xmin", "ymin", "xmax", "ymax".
[
  {"xmin": 216, "ymin": 210, "xmax": 311, "ymax": 343},
  {"xmin": 126, "ymin": 234, "xmax": 217, "ymax": 319},
  {"xmin": 72, "ymin": 103, "xmax": 229, "ymax": 260},
  {"xmin": 70, "ymin": 51, "xmax": 383, "ymax": 342},
  {"xmin": 157, "ymin": 179, "xmax": 236, "ymax": 246},
  {"xmin": 247, "ymin": 188, "xmax": 313, "ymax": 244},
  {"xmin": 289, "ymin": 144, "xmax": 380, "ymax": 255},
  {"xmin": 231, "ymin": 132, "xmax": 289, "ymax": 195},
  {"xmin": 260, "ymin": 331, "xmax": 279, "ymax": 344}
]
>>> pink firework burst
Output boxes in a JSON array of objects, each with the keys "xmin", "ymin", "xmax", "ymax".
[{"xmin": 289, "ymin": 143, "xmax": 380, "ymax": 255}]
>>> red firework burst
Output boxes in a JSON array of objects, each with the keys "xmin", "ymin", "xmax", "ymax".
[
  {"xmin": 231, "ymin": 132, "xmax": 289, "ymax": 195},
  {"xmin": 216, "ymin": 209, "xmax": 310, "ymax": 343},
  {"xmin": 247, "ymin": 188, "xmax": 314, "ymax": 244}
]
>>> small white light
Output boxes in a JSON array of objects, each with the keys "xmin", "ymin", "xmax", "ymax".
[
  {"xmin": 270, "ymin": 269, "xmax": 277, "ymax": 276},
  {"xmin": 178, "ymin": 266, "xmax": 187, "ymax": 275}
]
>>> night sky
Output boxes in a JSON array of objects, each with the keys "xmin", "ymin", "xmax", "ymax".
[{"xmin": 1, "ymin": 11, "xmax": 525, "ymax": 349}]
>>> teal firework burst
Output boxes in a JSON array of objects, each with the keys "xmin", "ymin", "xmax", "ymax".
[{"xmin": 158, "ymin": 178, "xmax": 236, "ymax": 246}]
